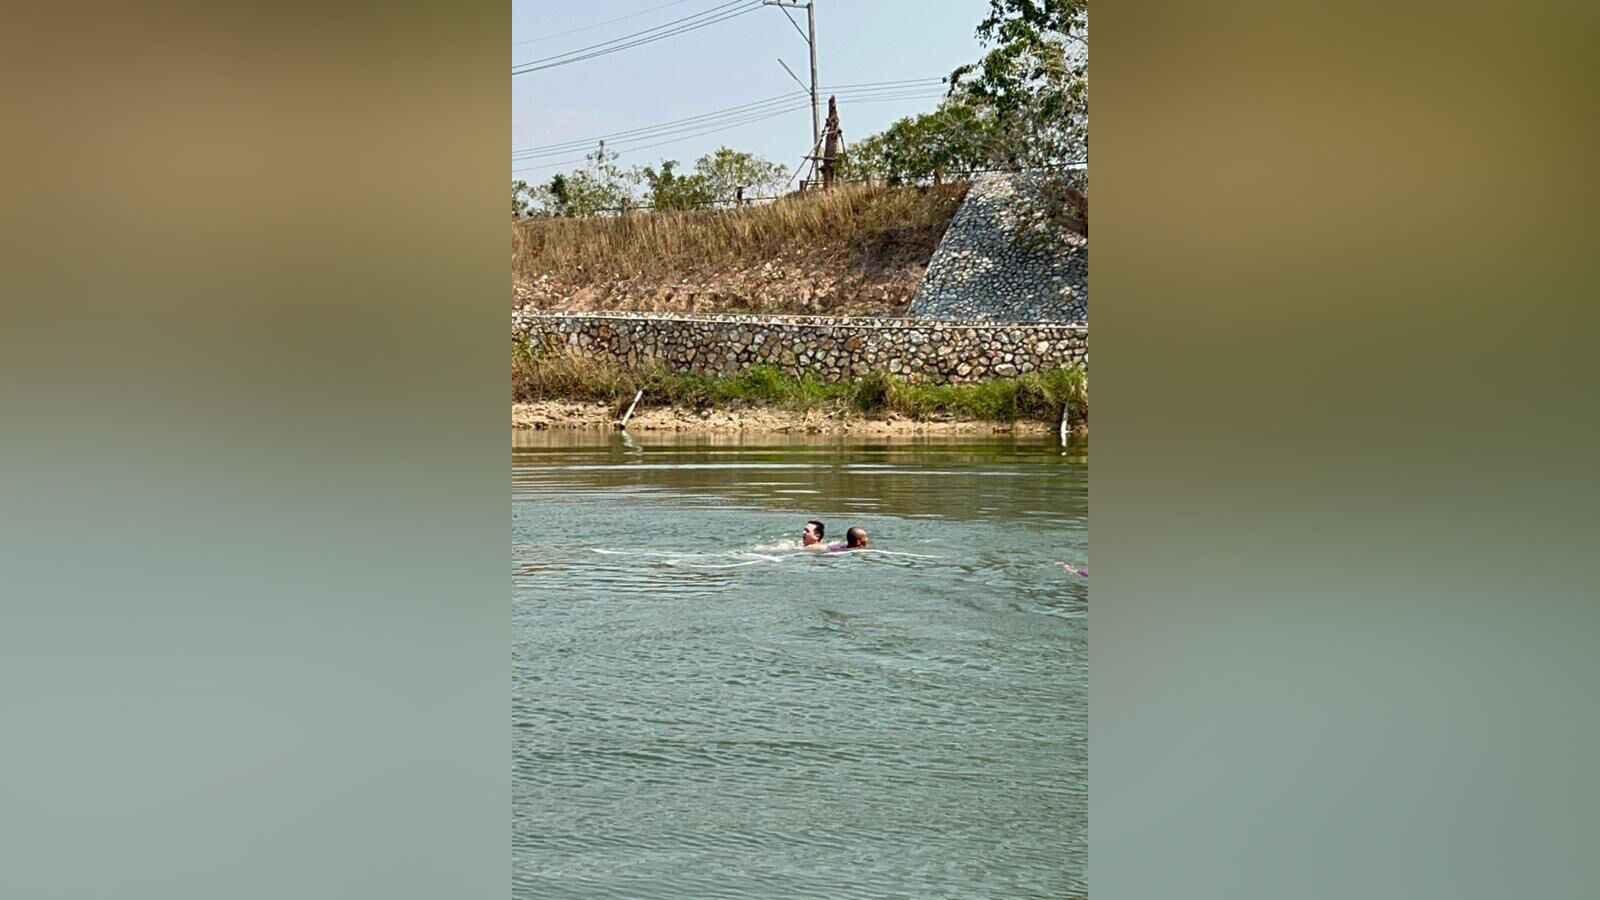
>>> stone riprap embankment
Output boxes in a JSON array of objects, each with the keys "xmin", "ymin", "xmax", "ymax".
[
  {"xmin": 515, "ymin": 311, "xmax": 1086, "ymax": 384},
  {"xmin": 907, "ymin": 172, "xmax": 1087, "ymax": 322}
]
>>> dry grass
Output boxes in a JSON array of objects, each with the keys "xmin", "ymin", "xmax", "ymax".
[{"xmin": 512, "ymin": 182, "xmax": 966, "ymax": 293}]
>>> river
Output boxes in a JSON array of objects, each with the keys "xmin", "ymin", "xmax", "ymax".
[{"xmin": 513, "ymin": 429, "xmax": 1087, "ymax": 898}]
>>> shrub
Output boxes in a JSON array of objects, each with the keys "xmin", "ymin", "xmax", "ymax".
[{"xmin": 512, "ymin": 341, "xmax": 1086, "ymax": 426}]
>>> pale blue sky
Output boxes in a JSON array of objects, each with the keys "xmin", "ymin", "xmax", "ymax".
[{"xmin": 512, "ymin": 0, "xmax": 991, "ymax": 184}]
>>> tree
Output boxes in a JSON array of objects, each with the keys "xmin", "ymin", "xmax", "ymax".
[
  {"xmin": 836, "ymin": 1, "xmax": 1088, "ymax": 236},
  {"xmin": 641, "ymin": 160, "xmax": 715, "ymax": 210},
  {"xmin": 516, "ymin": 145, "xmax": 786, "ymax": 217},
  {"xmin": 949, "ymin": 0, "xmax": 1088, "ymax": 236},
  {"xmin": 512, "ymin": 179, "xmax": 533, "ymax": 218},
  {"xmin": 950, "ymin": 0, "xmax": 1087, "ymax": 149},
  {"xmin": 526, "ymin": 142, "xmax": 641, "ymax": 217},
  {"xmin": 691, "ymin": 147, "xmax": 786, "ymax": 204},
  {"xmin": 836, "ymin": 101, "xmax": 996, "ymax": 186}
]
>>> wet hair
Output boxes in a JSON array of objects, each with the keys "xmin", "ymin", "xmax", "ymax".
[
  {"xmin": 846, "ymin": 527, "xmax": 867, "ymax": 548},
  {"xmin": 806, "ymin": 520, "xmax": 825, "ymax": 539}
]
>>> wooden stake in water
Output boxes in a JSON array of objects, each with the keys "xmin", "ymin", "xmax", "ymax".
[{"xmin": 618, "ymin": 389, "xmax": 644, "ymax": 430}]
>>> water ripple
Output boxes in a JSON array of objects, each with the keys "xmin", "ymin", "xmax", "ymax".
[{"xmin": 514, "ymin": 435, "xmax": 1086, "ymax": 899}]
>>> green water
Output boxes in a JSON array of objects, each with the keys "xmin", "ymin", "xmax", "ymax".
[{"xmin": 513, "ymin": 430, "xmax": 1087, "ymax": 899}]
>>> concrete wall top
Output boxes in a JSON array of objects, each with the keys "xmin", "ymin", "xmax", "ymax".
[{"xmin": 513, "ymin": 310, "xmax": 1087, "ymax": 331}]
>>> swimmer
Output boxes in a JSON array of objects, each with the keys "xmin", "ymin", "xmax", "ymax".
[
  {"xmin": 828, "ymin": 526, "xmax": 868, "ymax": 552},
  {"xmin": 801, "ymin": 519, "xmax": 827, "ymax": 549}
]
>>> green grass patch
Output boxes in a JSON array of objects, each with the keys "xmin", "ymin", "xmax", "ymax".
[{"xmin": 513, "ymin": 341, "xmax": 1087, "ymax": 425}]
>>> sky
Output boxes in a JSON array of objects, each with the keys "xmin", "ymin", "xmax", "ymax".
[{"xmin": 512, "ymin": 0, "xmax": 992, "ymax": 186}]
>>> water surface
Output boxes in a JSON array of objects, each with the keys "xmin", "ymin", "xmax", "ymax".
[{"xmin": 514, "ymin": 430, "xmax": 1086, "ymax": 899}]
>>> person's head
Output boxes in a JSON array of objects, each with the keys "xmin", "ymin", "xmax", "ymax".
[
  {"xmin": 846, "ymin": 527, "xmax": 868, "ymax": 549},
  {"xmin": 802, "ymin": 520, "xmax": 825, "ymax": 546}
]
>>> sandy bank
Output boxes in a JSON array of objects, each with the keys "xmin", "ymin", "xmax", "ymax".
[{"xmin": 512, "ymin": 401, "xmax": 1071, "ymax": 436}]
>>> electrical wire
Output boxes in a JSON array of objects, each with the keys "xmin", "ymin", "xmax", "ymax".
[
  {"xmin": 513, "ymin": 91, "xmax": 803, "ymax": 159},
  {"xmin": 512, "ymin": 0, "xmax": 702, "ymax": 47},
  {"xmin": 514, "ymin": 88, "xmax": 945, "ymax": 161},
  {"xmin": 512, "ymin": 78, "xmax": 949, "ymax": 159},
  {"xmin": 511, "ymin": 90, "xmax": 947, "ymax": 173},
  {"xmin": 820, "ymin": 77, "xmax": 945, "ymax": 90},
  {"xmin": 516, "ymin": 0, "xmax": 749, "ymax": 65},
  {"xmin": 512, "ymin": 1, "xmax": 759, "ymax": 75},
  {"xmin": 513, "ymin": 101, "xmax": 813, "ymax": 173}
]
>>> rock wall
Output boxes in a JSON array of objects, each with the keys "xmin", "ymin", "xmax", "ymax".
[
  {"xmin": 515, "ymin": 311, "xmax": 1087, "ymax": 384},
  {"xmin": 907, "ymin": 172, "xmax": 1087, "ymax": 322}
]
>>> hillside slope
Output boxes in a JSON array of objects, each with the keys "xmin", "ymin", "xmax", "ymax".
[{"xmin": 512, "ymin": 183, "xmax": 967, "ymax": 318}]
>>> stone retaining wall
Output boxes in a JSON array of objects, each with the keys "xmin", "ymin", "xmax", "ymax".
[
  {"xmin": 514, "ymin": 311, "xmax": 1087, "ymax": 383},
  {"xmin": 907, "ymin": 171, "xmax": 1087, "ymax": 322}
]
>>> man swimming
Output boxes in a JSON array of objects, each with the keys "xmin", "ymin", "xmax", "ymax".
[
  {"xmin": 827, "ymin": 526, "xmax": 868, "ymax": 551},
  {"xmin": 801, "ymin": 519, "xmax": 827, "ymax": 548}
]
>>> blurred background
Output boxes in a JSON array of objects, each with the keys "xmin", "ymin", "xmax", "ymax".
[{"xmin": 1, "ymin": 2, "xmax": 1596, "ymax": 899}]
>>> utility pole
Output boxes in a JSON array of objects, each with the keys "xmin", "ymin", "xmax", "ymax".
[
  {"xmin": 806, "ymin": 1, "xmax": 819, "ymax": 163},
  {"xmin": 764, "ymin": 1, "xmax": 819, "ymax": 186}
]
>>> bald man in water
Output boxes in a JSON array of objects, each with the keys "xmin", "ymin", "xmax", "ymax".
[{"xmin": 833, "ymin": 527, "xmax": 867, "ymax": 551}]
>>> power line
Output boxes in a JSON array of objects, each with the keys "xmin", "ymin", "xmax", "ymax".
[
  {"xmin": 512, "ymin": 86, "xmax": 938, "ymax": 161},
  {"xmin": 514, "ymin": 4, "xmax": 759, "ymax": 74},
  {"xmin": 828, "ymin": 87, "xmax": 952, "ymax": 102},
  {"xmin": 511, "ymin": 90, "xmax": 949, "ymax": 174},
  {"xmin": 512, "ymin": 0, "xmax": 702, "ymax": 47},
  {"xmin": 520, "ymin": 4, "xmax": 761, "ymax": 74},
  {"xmin": 514, "ymin": 91, "xmax": 803, "ymax": 159},
  {"xmin": 513, "ymin": 104, "xmax": 806, "ymax": 164},
  {"xmin": 820, "ymin": 77, "xmax": 945, "ymax": 90},
  {"xmin": 513, "ymin": 102, "xmax": 813, "ymax": 173},
  {"xmin": 512, "ymin": 78, "xmax": 949, "ymax": 158},
  {"xmin": 516, "ymin": 0, "xmax": 748, "ymax": 65},
  {"xmin": 513, "ymin": 90, "xmax": 947, "ymax": 170},
  {"xmin": 513, "ymin": 89, "xmax": 948, "ymax": 170},
  {"xmin": 512, "ymin": 0, "xmax": 758, "ymax": 75},
  {"xmin": 527, "ymin": 103, "xmax": 813, "ymax": 167}
]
